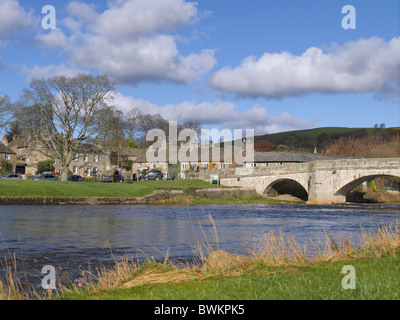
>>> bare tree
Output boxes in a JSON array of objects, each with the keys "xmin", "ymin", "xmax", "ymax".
[
  {"xmin": 20, "ymin": 74, "xmax": 116, "ymax": 181},
  {"xmin": 0, "ymin": 95, "xmax": 14, "ymax": 132},
  {"xmin": 95, "ymin": 105, "xmax": 125, "ymax": 151},
  {"xmin": 125, "ymin": 107, "xmax": 141, "ymax": 142}
]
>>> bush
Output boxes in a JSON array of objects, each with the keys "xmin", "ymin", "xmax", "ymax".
[
  {"xmin": 326, "ymin": 134, "xmax": 399, "ymax": 158},
  {"xmin": 0, "ymin": 160, "xmax": 12, "ymax": 175},
  {"xmin": 168, "ymin": 162, "xmax": 181, "ymax": 178},
  {"xmin": 36, "ymin": 160, "xmax": 55, "ymax": 175}
]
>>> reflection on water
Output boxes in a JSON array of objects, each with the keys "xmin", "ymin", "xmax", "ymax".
[{"xmin": 0, "ymin": 203, "xmax": 398, "ymax": 288}]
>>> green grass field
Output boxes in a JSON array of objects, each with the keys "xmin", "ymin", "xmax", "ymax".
[
  {"xmin": 57, "ymin": 256, "xmax": 398, "ymax": 300},
  {"xmin": 0, "ymin": 179, "xmax": 224, "ymax": 198}
]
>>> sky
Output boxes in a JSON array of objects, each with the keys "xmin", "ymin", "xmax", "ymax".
[{"xmin": 0, "ymin": 0, "xmax": 399, "ymax": 137}]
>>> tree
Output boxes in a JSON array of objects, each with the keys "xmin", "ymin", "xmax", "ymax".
[
  {"xmin": 95, "ymin": 105, "xmax": 125, "ymax": 151},
  {"xmin": 276, "ymin": 144, "xmax": 289, "ymax": 152},
  {"xmin": 19, "ymin": 74, "xmax": 116, "ymax": 181},
  {"xmin": 254, "ymin": 140, "xmax": 274, "ymax": 152},
  {"xmin": 0, "ymin": 95, "xmax": 13, "ymax": 131},
  {"xmin": 5, "ymin": 120, "xmax": 23, "ymax": 141}
]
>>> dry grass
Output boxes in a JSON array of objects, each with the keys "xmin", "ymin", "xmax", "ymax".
[
  {"xmin": 248, "ymin": 220, "xmax": 399, "ymax": 267},
  {"xmin": 0, "ymin": 254, "xmax": 48, "ymax": 300}
]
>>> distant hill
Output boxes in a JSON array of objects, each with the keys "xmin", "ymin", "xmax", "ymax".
[{"xmin": 253, "ymin": 127, "xmax": 399, "ymax": 152}]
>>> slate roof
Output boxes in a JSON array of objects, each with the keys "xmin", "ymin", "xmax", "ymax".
[
  {"xmin": 133, "ymin": 146, "xmax": 230, "ymax": 163},
  {"xmin": 246, "ymin": 152, "xmax": 348, "ymax": 163},
  {"xmin": 0, "ymin": 143, "xmax": 16, "ymax": 154}
]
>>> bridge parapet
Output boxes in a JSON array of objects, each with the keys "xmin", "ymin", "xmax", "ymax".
[
  {"xmin": 205, "ymin": 158, "xmax": 400, "ymax": 205},
  {"xmin": 311, "ymin": 158, "xmax": 400, "ymax": 171}
]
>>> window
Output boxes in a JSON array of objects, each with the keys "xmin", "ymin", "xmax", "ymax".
[
  {"xmin": 52, "ymin": 158, "xmax": 56, "ymax": 164},
  {"xmin": 86, "ymin": 168, "xmax": 91, "ymax": 177},
  {"xmin": 94, "ymin": 154, "xmax": 99, "ymax": 163},
  {"xmin": 73, "ymin": 166, "xmax": 78, "ymax": 174},
  {"xmin": 84, "ymin": 155, "xmax": 88, "ymax": 162},
  {"xmin": 5, "ymin": 154, "xmax": 10, "ymax": 160},
  {"xmin": 74, "ymin": 154, "xmax": 79, "ymax": 161},
  {"xmin": 93, "ymin": 167, "xmax": 98, "ymax": 176},
  {"xmin": 27, "ymin": 158, "xmax": 31, "ymax": 163}
]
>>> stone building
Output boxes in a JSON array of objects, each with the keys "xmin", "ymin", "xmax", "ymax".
[
  {"xmin": 8, "ymin": 134, "xmax": 113, "ymax": 179},
  {"xmin": 0, "ymin": 136, "xmax": 17, "ymax": 173}
]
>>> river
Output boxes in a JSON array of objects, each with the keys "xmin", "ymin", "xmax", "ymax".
[{"xmin": 0, "ymin": 203, "xmax": 398, "ymax": 290}]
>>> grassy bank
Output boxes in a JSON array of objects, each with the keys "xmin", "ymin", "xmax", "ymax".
[
  {"xmin": 153, "ymin": 194, "xmax": 303, "ymax": 206},
  {"xmin": 56, "ymin": 256, "xmax": 398, "ymax": 300},
  {"xmin": 0, "ymin": 179, "xmax": 303, "ymax": 205},
  {"xmin": 16, "ymin": 220, "xmax": 394, "ymax": 301},
  {"xmin": 0, "ymin": 179, "xmax": 225, "ymax": 198}
]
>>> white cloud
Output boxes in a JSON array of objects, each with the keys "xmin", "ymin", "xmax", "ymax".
[
  {"xmin": 0, "ymin": 0, "xmax": 33, "ymax": 37},
  {"xmin": 93, "ymin": 0, "xmax": 198, "ymax": 38},
  {"xmin": 112, "ymin": 92, "xmax": 314, "ymax": 134},
  {"xmin": 22, "ymin": 64, "xmax": 86, "ymax": 82},
  {"xmin": 209, "ymin": 37, "xmax": 400, "ymax": 101},
  {"xmin": 34, "ymin": 0, "xmax": 216, "ymax": 84},
  {"xmin": 36, "ymin": 29, "xmax": 68, "ymax": 49}
]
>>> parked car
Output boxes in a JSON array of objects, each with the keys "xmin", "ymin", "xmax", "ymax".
[
  {"xmin": 0, "ymin": 173, "xmax": 21, "ymax": 179},
  {"xmin": 139, "ymin": 170, "xmax": 164, "ymax": 181},
  {"xmin": 67, "ymin": 175, "xmax": 84, "ymax": 181},
  {"xmin": 33, "ymin": 174, "xmax": 58, "ymax": 181},
  {"xmin": 102, "ymin": 174, "xmax": 124, "ymax": 183}
]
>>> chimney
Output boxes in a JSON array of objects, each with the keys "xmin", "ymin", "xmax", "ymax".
[
  {"xmin": 12, "ymin": 133, "xmax": 18, "ymax": 141},
  {"xmin": 2, "ymin": 136, "xmax": 8, "ymax": 146}
]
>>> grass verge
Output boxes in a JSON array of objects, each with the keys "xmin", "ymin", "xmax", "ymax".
[{"xmin": 0, "ymin": 179, "xmax": 226, "ymax": 198}]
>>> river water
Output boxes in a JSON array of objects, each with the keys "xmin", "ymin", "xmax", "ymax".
[{"xmin": 0, "ymin": 203, "xmax": 398, "ymax": 290}]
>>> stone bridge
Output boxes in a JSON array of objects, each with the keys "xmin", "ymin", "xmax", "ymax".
[{"xmin": 204, "ymin": 158, "xmax": 400, "ymax": 204}]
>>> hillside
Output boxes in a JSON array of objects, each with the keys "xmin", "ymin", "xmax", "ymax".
[{"xmin": 254, "ymin": 127, "xmax": 399, "ymax": 152}]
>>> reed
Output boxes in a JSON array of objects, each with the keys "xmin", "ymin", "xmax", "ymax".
[{"xmin": 248, "ymin": 220, "xmax": 399, "ymax": 267}]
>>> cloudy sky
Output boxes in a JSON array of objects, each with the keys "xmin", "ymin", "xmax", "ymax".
[{"xmin": 0, "ymin": 0, "xmax": 399, "ymax": 135}]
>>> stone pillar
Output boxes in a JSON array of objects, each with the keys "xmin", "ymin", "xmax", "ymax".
[{"xmin": 306, "ymin": 163, "xmax": 346, "ymax": 205}]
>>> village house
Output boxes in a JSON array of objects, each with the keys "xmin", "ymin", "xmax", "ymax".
[
  {"xmin": 132, "ymin": 139, "xmax": 243, "ymax": 179},
  {"xmin": 0, "ymin": 136, "xmax": 17, "ymax": 173},
  {"xmin": 7, "ymin": 133, "xmax": 114, "ymax": 179},
  {"xmin": 60, "ymin": 144, "xmax": 111, "ymax": 179},
  {"xmin": 110, "ymin": 147, "xmax": 147, "ymax": 180}
]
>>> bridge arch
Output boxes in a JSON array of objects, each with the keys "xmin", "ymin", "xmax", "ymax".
[
  {"xmin": 264, "ymin": 178, "xmax": 308, "ymax": 201},
  {"xmin": 334, "ymin": 174, "xmax": 400, "ymax": 199}
]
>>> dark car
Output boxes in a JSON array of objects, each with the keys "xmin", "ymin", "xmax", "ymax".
[
  {"xmin": 33, "ymin": 174, "xmax": 58, "ymax": 181},
  {"xmin": 68, "ymin": 175, "xmax": 84, "ymax": 181},
  {"xmin": 102, "ymin": 174, "xmax": 124, "ymax": 183},
  {"xmin": 139, "ymin": 170, "xmax": 164, "ymax": 181}
]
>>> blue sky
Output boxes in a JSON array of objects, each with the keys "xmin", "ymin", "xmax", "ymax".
[{"xmin": 0, "ymin": 0, "xmax": 399, "ymax": 136}]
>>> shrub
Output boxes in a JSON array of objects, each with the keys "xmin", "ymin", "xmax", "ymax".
[{"xmin": 36, "ymin": 160, "xmax": 55, "ymax": 175}]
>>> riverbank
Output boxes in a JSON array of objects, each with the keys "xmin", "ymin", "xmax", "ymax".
[
  {"xmin": 0, "ymin": 179, "xmax": 304, "ymax": 205},
  {"xmin": 52, "ymin": 221, "xmax": 399, "ymax": 300},
  {"xmin": 0, "ymin": 211, "xmax": 398, "ymax": 300}
]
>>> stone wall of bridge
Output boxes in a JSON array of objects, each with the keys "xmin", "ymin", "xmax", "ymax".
[{"xmin": 202, "ymin": 158, "xmax": 400, "ymax": 205}]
